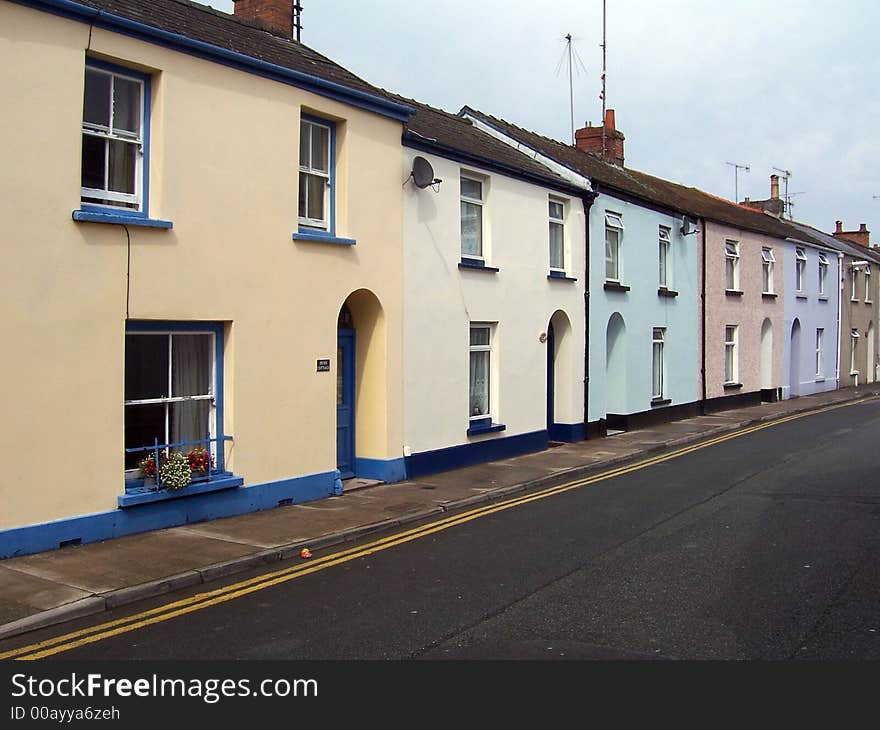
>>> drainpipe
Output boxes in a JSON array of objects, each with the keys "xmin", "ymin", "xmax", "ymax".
[
  {"xmin": 836, "ymin": 252, "xmax": 843, "ymax": 387},
  {"xmin": 700, "ymin": 218, "xmax": 707, "ymax": 412},
  {"xmin": 581, "ymin": 190, "xmax": 598, "ymax": 436}
]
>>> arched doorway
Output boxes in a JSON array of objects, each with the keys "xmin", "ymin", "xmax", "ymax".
[
  {"xmin": 760, "ymin": 318, "xmax": 773, "ymax": 395},
  {"xmin": 337, "ymin": 290, "xmax": 386, "ymax": 480},
  {"xmin": 868, "ymin": 322, "xmax": 875, "ymax": 383},
  {"xmin": 606, "ymin": 313, "xmax": 627, "ymax": 418},
  {"xmin": 547, "ymin": 310, "xmax": 573, "ymax": 439},
  {"xmin": 789, "ymin": 318, "xmax": 801, "ymax": 398}
]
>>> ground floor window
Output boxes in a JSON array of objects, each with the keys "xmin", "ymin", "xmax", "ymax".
[
  {"xmin": 724, "ymin": 325, "xmax": 738, "ymax": 384},
  {"xmin": 124, "ymin": 322, "xmax": 223, "ymax": 478},
  {"xmin": 469, "ymin": 324, "xmax": 492, "ymax": 423},
  {"xmin": 652, "ymin": 328, "xmax": 665, "ymax": 399}
]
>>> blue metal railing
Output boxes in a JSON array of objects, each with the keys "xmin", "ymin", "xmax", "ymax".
[{"xmin": 125, "ymin": 435, "xmax": 233, "ymax": 491}]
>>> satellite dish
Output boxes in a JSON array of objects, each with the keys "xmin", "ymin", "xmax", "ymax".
[
  {"xmin": 411, "ymin": 156, "xmax": 440, "ymax": 189},
  {"xmin": 680, "ymin": 216, "xmax": 698, "ymax": 236}
]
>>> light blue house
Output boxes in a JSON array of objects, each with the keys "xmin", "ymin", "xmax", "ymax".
[{"xmin": 781, "ymin": 237, "xmax": 841, "ymax": 398}]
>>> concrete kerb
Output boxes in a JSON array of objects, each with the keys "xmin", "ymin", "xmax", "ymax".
[{"xmin": 0, "ymin": 390, "xmax": 873, "ymax": 643}]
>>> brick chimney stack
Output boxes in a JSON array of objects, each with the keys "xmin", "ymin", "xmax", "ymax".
[
  {"xmin": 233, "ymin": 0, "xmax": 294, "ymax": 39},
  {"xmin": 833, "ymin": 220, "xmax": 871, "ymax": 248},
  {"xmin": 739, "ymin": 174, "xmax": 784, "ymax": 216},
  {"xmin": 575, "ymin": 109, "xmax": 625, "ymax": 166}
]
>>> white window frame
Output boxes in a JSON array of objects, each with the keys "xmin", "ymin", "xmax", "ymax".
[
  {"xmin": 460, "ymin": 175, "xmax": 484, "ymax": 260},
  {"xmin": 851, "ymin": 267, "xmax": 859, "ymax": 302},
  {"xmin": 725, "ymin": 240, "xmax": 740, "ymax": 291},
  {"xmin": 795, "ymin": 247, "xmax": 807, "ymax": 293},
  {"xmin": 469, "ymin": 324, "xmax": 492, "ymax": 422},
  {"xmin": 865, "ymin": 265, "xmax": 872, "ymax": 303},
  {"xmin": 81, "ymin": 63, "xmax": 145, "ymax": 212},
  {"xmin": 298, "ymin": 117, "xmax": 332, "ymax": 231},
  {"xmin": 658, "ymin": 227, "xmax": 672, "ymax": 289},
  {"xmin": 605, "ymin": 212, "xmax": 624, "ymax": 282},
  {"xmin": 818, "ymin": 253, "xmax": 829, "ymax": 296},
  {"xmin": 124, "ymin": 330, "xmax": 218, "ymax": 477},
  {"xmin": 652, "ymin": 327, "xmax": 665, "ymax": 399},
  {"xmin": 724, "ymin": 325, "xmax": 738, "ymax": 384},
  {"xmin": 816, "ymin": 328, "xmax": 823, "ymax": 377},
  {"xmin": 549, "ymin": 197, "xmax": 566, "ymax": 272},
  {"xmin": 761, "ymin": 247, "xmax": 775, "ymax": 294}
]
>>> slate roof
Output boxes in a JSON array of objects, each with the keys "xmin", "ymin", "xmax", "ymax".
[
  {"xmin": 391, "ymin": 95, "xmax": 578, "ymax": 192},
  {"xmin": 460, "ymin": 106, "xmax": 834, "ymax": 244},
  {"xmin": 69, "ymin": 0, "xmax": 392, "ymax": 100},
  {"xmin": 787, "ymin": 221, "xmax": 880, "ymax": 263}
]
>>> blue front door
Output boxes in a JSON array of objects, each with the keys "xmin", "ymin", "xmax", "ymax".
[{"xmin": 336, "ymin": 329, "xmax": 355, "ymax": 479}]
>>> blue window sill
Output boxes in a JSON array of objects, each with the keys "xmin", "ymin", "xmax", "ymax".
[
  {"xmin": 118, "ymin": 474, "xmax": 243, "ymax": 508},
  {"xmin": 73, "ymin": 210, "xmax": 173, "ymax": 229},
  {"xmin": 467, "ymin": 422, "xmax": 506, "ymax": 436},
  {"xmin": 548, "ymin": 271, "xmax": 577, "ymax": 281},
  {"xmin": 459, "ymin": 259, "xmax": 499, "ymax": 272},
  {"xmin": 293, "ymin": 230, "xmax": 356, "ymax": 245}
]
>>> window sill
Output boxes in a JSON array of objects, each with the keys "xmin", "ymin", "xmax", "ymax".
[
  {"xmin": 604, "ymin": 281, "xmax": 630, "ymax": 292},
  {"xmin": 73, "ymin": 210, "xmax": 173, "ymax": 229},
  {"xmin": 548, "ymin": 271, "xmax": 577, "ymax": 282},
  {"xmin": 762, "ymin": 292, "xmax": 777, "ymax": 299},
  {"xmin": 467, "ymin": 422, "xmax": 506, "ymax": 436},
  {"xmin": 796, "ymin": 293, "xmax": 808, "ymax": 300},
  {"xmin": 459, "ymin": 259, "xmax": 499, "ymax": 273},
  {"xmin": 293, "ymin": 230, "xmax": 356, "ymax": 245},
  {"xmin": 866, "ymin": 300, "xmax": 874, "ymax": 305},
  {"xmin": 818, "ymin": 296, "xmax": 829, "ymax": 301},
  {"xmin": 815, "ymin": 377, "xmax": 826, "ymax": 383},
  {"xmin": 650, "ymin": 397, "xmax": 672, "ymax": 407},
  {"xmin": 118, "ymin": 473, "xmax": 243, "ymax": 508},
  {"xmin": 851, "ymin": 299, "xmax": 860, "ymax": 303},
  {"xmin": 723, "ymin": 382, "xmax": 743, "ymax": 390},
  {"xmin": 658, "ymin": 287, "xmax": 679, "ymax": 298},
  {"xmin": 725, "ymin": 289, "xmax": 744, "ymax": 297}
]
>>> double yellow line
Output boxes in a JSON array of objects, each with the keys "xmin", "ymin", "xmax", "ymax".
[{"xmin": 1, "ymin": 397, "xmax": 870, "ymax": 660}]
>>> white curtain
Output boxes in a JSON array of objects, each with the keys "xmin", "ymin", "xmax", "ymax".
[{"xmin": 171, "ymin": 334, "xmax": 211, "ymax": 448}]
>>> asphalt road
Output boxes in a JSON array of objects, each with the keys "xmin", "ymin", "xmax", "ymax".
[{"xmin": 8, "ymin": 400, "xmax": 880, "ymax": 660}]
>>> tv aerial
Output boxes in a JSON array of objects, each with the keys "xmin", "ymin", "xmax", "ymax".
[{"xmin": 407, "ymin": 156, "xmax": 442, "ymax": 192}]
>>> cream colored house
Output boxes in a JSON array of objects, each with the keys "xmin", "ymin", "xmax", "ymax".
[{"xmin": 0, "ymin": 0, "xmax": 412, "ymax": 556}]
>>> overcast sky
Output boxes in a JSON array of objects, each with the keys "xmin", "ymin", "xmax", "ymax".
[{"xmin": 206, "ymin": 0, "xmax": 879, "ymax": 236}]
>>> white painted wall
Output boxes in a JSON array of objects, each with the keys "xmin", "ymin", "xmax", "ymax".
[{"xmin": 402, "ymin": 150, "xmax": 586, "ymax": 455}]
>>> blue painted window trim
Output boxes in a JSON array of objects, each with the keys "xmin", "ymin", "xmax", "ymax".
[
  {"xmin": 16, "ymin": 0, "xmax": 414, "ymax": 123},
  {"xmin": 467, "ymin": 421, "xmax": 506, "ymax": 436},
  {"xmin": 79, "ymin": 58, "xmax": 153, "ymax": 220},
  {"xmin": 118, "ymin": 474, "xmax": 243, "ymax": 508},
  {"xmin": 125, "ymin": 320, "xmax": 231, "ymax": 498},
  {"xmin": 292, "ymin": 231, "xmax": 356, "ymax": 245},
  {"xmin": 548, "ymin": 271, "xmax": 577, "ymax": 281},
  {"xmin": 72, "ymin": 210, "xmax": 173, "ymax": 228},
  {"xmin": 459, "ymin": 259, "xmax": 500, "ymax": 273},
  {"xmin": 298, "ymin": 113, "xmax": 344, "ymax": 238}
]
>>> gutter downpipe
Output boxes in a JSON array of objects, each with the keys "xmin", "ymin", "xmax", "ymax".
[
  {"xmin": 700, "ymin": 218, "xmax": 708, "ymax": 413},
  {"xmin": 581, "ymin": 190, "xmax": 599, "ymax": 437},
  {"xmin": 836, "ymin": 251, "xmax": 844, "ymax": 387}
]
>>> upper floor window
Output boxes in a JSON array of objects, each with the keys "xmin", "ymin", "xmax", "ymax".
[
  {"xmin": 851, "ymin": 267, "xmax": 859, "ymax": 301},
  {"xmin": 795, "ymin": 247, "xmax": 807, "ymax": 292},
  {"xmin": 724, "ymin": 240, "xmax": 739, "ymax": 290},
  {"xmin": 605, "ymin": 212, "xmax": 624, "ymax": 282},
  {"xmin": 299, "ymin": 117, "xmax": 332, "ymax": 231},
  {"xmin": 761, "ymin": 247, "xmax": 775, "ymax": 294},
  {"xmin": 81, "ymin": 62, "xmax": 146, "ymax": 213},
  {"xmin": 549, "ymin": 198, "xmax": 565, "ymax": 271},
  {"xmin": 865, "ymin": 265, "xmax": 872, "ymax": 302},
  {"xmin": 818, "ymin": 252, "xmax": 829, "ymax": 296},
  {"xmin": 658, "ymin": 227, "xmax": 671, "ymax": 289},
  {"xmin": 461, "ymin": 176, "xmax": 484, "ymax": 259}
]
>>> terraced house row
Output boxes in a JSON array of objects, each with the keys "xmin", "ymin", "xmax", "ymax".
[{"xmin": 2, "ymin": 0, "xmax": 877, "ymax": 557}]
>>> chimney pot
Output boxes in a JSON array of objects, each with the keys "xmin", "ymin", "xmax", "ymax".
[
  {"xmin": 860, "ymin": 223, "xmax": 868, "ymax": 232},
  {"xmin": 770, "ymin": 174, "xmax": 780, "ymax": 200},
  {"xmin": 836, "ymin": 220, "xmax": 843, "ymax": 233},
  {"xmin": 604, "ymin": 109, "xmax": 616, "ymax": 131}
]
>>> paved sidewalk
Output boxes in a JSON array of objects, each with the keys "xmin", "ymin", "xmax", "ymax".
[{"xmin": 1, "ymin": 386, "xmax": 877, "ymax": 641}]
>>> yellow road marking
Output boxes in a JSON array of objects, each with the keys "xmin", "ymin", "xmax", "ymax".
[{"xmin": 2, "ymin": 397, "xmax": 872, "ymax": 660}]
